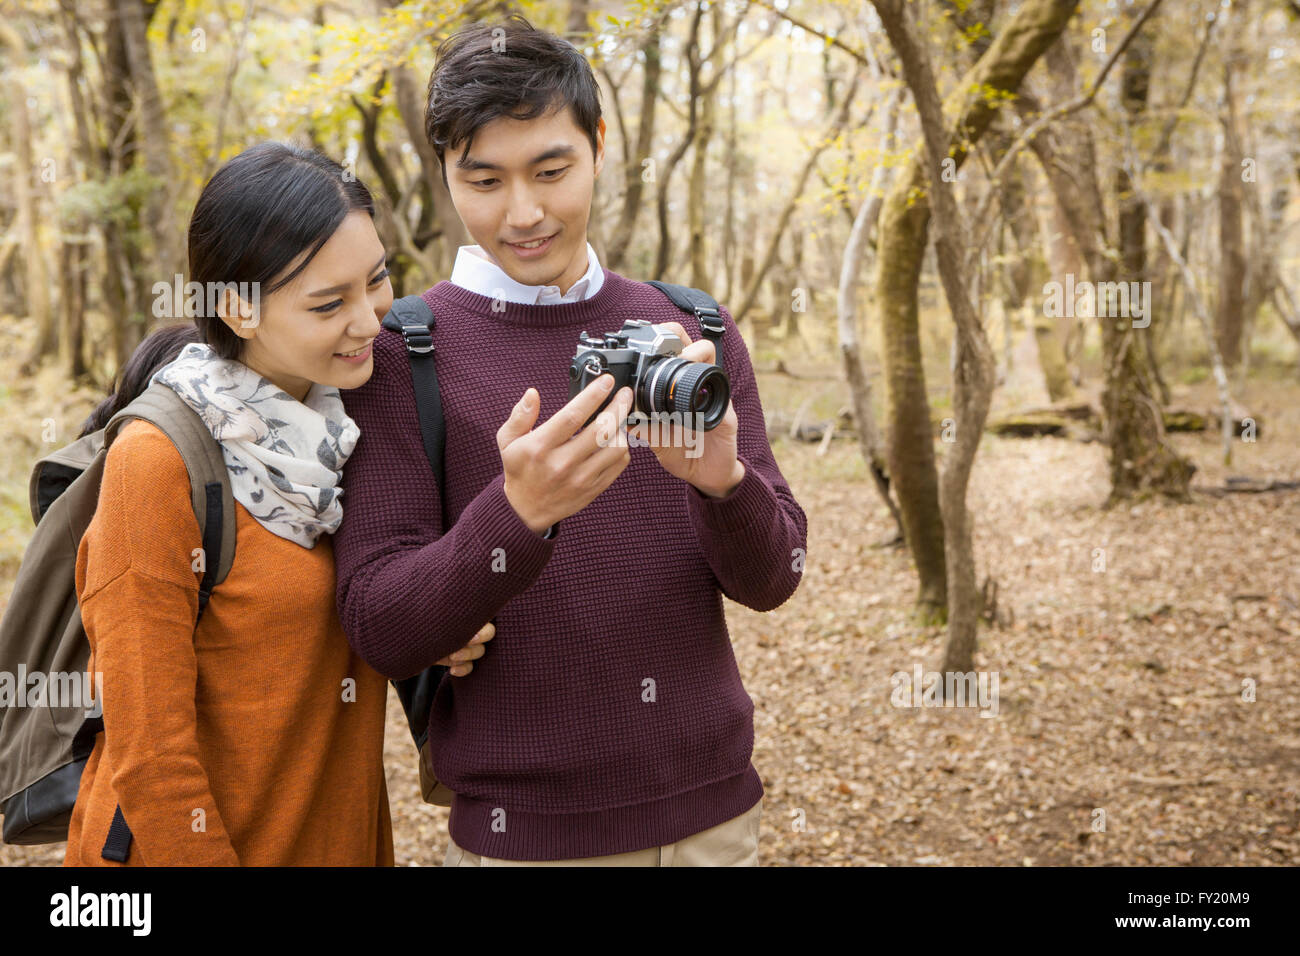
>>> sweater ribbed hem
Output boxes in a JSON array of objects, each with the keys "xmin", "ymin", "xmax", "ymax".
[{"xmin": 447, "ymin": 763, "xmax": 764, "ymax": 861}]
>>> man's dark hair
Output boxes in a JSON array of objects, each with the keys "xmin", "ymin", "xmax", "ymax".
[{"xmin": 425, "ymin": 14, "xmax": 603, "ymax": 188}]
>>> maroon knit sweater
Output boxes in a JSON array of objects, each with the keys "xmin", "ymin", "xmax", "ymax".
[{"xmin": 333, "ymin": 269, "xmax": 806, "ymax": 860}]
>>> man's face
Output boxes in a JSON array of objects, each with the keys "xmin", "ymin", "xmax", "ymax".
[{"xmin": 445, "ymin": 105, "xmax": 605, "ymax": 295}]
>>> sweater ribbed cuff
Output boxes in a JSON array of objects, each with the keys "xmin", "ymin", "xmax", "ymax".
[
  {"xmin": 685, "ymin": 455, "xmax": 776, "ymax": 536},
  {"xmin": 463, "ymin": 472, "xmax": 556, "ymax": 581}
]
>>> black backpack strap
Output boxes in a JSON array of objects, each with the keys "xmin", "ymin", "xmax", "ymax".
[
  {"xmin": 195, "ymin": 482, "xmax": 223, "ymax": 618},
  {"xmin": 380, "ymin": 294, "xmax": 452, "ymax": 761},
  {"xmin": 645, "ymin": 280, "xmax": 726, "ymax": 371},
  {"xmin": 102, "ymin": 806, "xmax": 133, "ymax": 862},
  {"xmin": 382, "ymin": 294, "xmax": 444, "ymax": 490}
]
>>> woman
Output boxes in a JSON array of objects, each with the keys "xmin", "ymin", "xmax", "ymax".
[{"xmin": 64, "ymin": 142, "xmax": 490, "ymax": 866}]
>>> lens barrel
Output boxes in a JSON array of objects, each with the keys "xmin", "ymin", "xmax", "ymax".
[{"xmin": 639, "ymin": 357, "xmax": 730, "ymax": 430}]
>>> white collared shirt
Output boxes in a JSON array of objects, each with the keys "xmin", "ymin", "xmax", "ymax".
[{"xmin": 450, "ymin": 241, "xmax": 605, "ymax": 304}]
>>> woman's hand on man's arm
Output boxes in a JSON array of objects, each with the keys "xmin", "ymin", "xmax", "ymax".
[{"xmin": 436, "ymin": 621, "xmax": 495, "ymax": 676}]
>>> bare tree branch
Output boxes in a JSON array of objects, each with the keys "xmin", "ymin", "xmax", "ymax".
[
  {"xmin": 748, "ymin": 0, "xmax": 880, "ymax": 72},
  {"xmin": 964, "ymin": 0, "xmax": 1166, "ymax": 273}
]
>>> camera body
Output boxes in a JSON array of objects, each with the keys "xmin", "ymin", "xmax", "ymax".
[{"xmin": 567, "ymin": 320, "xmax": 730, "ymax": 431}]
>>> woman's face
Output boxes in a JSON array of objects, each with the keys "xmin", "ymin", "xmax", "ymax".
[{"xmin": 222, "ymin": 210, "xmax": 391, "ymax": 402}]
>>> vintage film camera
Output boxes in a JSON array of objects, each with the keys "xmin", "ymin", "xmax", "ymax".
[{"xmin": 567, "ymin": 320, "xmax": 730, "ymax": 432}]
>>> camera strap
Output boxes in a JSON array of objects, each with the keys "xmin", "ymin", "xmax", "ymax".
[{"xmin": 645, "ymin": 281, "xmax": 726, "ymax": 372}]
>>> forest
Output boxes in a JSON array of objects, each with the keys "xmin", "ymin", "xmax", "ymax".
[{"xmin": 1, "ymin": 0, "xmax": 1297, "ymax": 867}]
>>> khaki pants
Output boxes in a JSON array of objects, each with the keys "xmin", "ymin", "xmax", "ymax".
[{"xmin": 443, "ymin": 799, "xmax": 762, "ymax": 867}]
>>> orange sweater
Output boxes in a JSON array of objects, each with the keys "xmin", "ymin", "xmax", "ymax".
[{"xmin": 63, "ymin": 419, "xmax": 393, "ymax": 866}]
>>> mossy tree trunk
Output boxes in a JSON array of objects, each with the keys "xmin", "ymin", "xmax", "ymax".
[
  {"xmin": 874, "ymin": 0, "xmax": 1081, "ymax": 622},
  {"xmin": 872, "ymin": 0, "xmax": 1059, "ymax": 676}
]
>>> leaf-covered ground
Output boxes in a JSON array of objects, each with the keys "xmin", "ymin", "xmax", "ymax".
[{"xmin": 2, "ymin": 325, "xmax": 1296, "ymax": 866}]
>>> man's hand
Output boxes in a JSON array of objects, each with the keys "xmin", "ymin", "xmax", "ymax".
[
  {"xmin": 436, "ymin": 621, "xmax": 495, "ymax": 677},
  {"xmin": 498, "ymin": 374, "xmax": 635, "ymax": 533},
  {"xmin": 626, "ymin": 322, "xmax": 745, "ymax": 499}
]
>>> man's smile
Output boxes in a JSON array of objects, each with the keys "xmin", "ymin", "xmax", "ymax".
[{"xmin": 504, "ymin": 232, "xmax": 557, "ymax": 257}]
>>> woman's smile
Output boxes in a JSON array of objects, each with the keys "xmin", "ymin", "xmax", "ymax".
[{"xmin": 334, "ymin": 341, "xmax": 374, "ymax": 363}]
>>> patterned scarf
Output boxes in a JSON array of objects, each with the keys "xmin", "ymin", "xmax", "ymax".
[{"xmin": 149, "ymin": 342, "xmax": 360, "ymax": 548}]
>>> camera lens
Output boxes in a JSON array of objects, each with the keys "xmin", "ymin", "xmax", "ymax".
[{"xmin": 640, "ymin": 357, "xmax": 730, "ymax": 430}]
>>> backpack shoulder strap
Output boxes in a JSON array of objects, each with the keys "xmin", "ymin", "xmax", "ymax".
[
  {"xmin": 381, "ymin": 294, "xmax": 445, "ymax": 500},
  {"xmin": 645, "ymin": 280, "xmax": 727, "ymax": 371},
  {"xmin": 91, "ymin": 382, "xmax": 235, "ymax": 864},
  {"xmin": 103, "ymin": 382, "xmax": 236, "ymax": 594},
  {"xmin": 28, "ymin": 430, "xmax": 105, "ymax": 526},
  {"xmin": 379, "ymin": 294, "xmax": 453, "ymax": 782}
]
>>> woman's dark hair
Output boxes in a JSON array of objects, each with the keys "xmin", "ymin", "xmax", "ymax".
[
  {"xmin": 188, "ymin": 141, "xmax": 376, "ymax": 360},
  {"xmin": 425, "ymin": 14, "xmax": 603, "ymax": 187},
  {"xmin": 79, "ymin": 323, "xmax": 201, "ymax": 438}
]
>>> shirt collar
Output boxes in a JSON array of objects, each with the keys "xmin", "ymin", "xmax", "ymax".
[{"xmin": 450, "ymin": 241, "xmax": 605, "ymax": 305}]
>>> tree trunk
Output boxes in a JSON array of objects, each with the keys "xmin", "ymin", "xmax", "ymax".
[
  {"xmin": 392, "ymin": 62, "xmax": 467, "ymax": 276},
  {"xmin": 116, "ymin": 0, "xmax": 184, "ymax": 284},
  {"xmin": 1148, "ymin": 7, "xmax": 1216, "ymax": 397},
  {"xmin": 874, "ymin": 0, "xmax": 1081, "ymax": 621},
  {"xmin": 58, "ymin": 237, "xmax": 90, "ymax": 380},
  {"xmin": 688, "ymin": 3, "xmax": 722, "ymax": 291},
  {"xmin": 1215, "ymin": 62, "xmax": 1246, "ymax": 368},
  {"xmin": 605, "ymin": 17, "xmax": 663, "ymax": 272},
  {"xmin": 566, "ymin": 0, "xmax": 590, "ymax": 35},
  {"xmin": 96, "ymin": 0, "xmax": 146, "ymax": 368},
  {"xmin": 990, "ymin": 122, "xmax": 1070, "ymax": 400},
  {"xmin": 1105, "ymin": 23, "xmax": 1194, "ymax": 501},
  {"xmin": 1036, "ymin": 176, "xmax": 1085, "ymax": 392},
  {"xmin": 1144, "ymin": 198, "xmax": 1235, "ymax": 464},
  {"xmin": 653, "ymin": 4, "xmax": 705, "ymax": 280},
  {"xmin": 872, "ymin": 0, "xmax": 1001, "ymax": 676},
  {"xmin": 838, "ymin": 89, "xmax": 905, "ymax": 543},
  {"xmin": 1023, "ymin": 34, "xmax": 1192, "ymax": 504},
  {"xmin": 722, "ymin": 52, "xmax": 738, "ymax": 304},
  {"xmin": 55, "ymin": 3, "xmax": 103, "ymax": 383},
  {"xmin": 306, "ymin": 3, "xmax": 327, "ymax": 151},
  {"xmin": 2, "ymin": 22, "xmax": 55, "ymax": 370}
]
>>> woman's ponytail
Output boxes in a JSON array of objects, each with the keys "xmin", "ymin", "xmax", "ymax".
[{"xmin": 78, "ymin": 324, "xmax": 201, "ymax": 439}]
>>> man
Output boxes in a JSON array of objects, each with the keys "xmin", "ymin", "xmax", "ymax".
[{"xmin": 333, "ymin": 14, "xmax": 806, "ymax": 866}]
